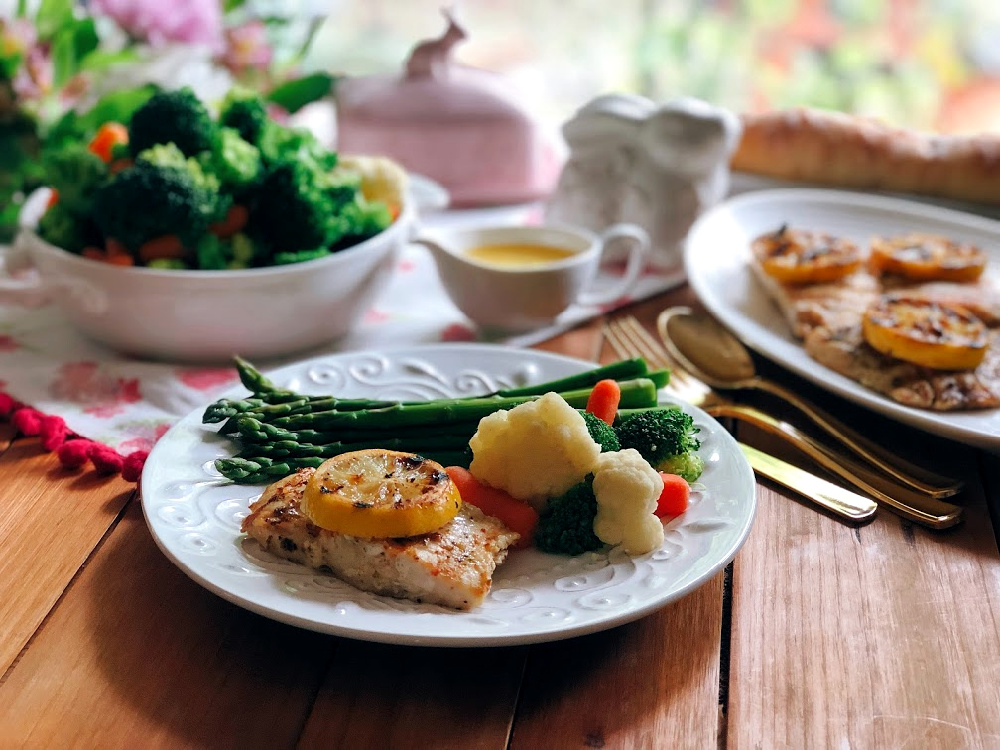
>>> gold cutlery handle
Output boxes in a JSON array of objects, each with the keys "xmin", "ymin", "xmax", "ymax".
[
  {"xmin": 739, "ymin": 443, "xmax": 878, "ymax": 523},
  {"xmin": 708, "ymin": 404, "xmax": 963, "ymax": 529},
  {"xmin": 752, "ymin": 378, "xmax": 962, "ymax": 498}
]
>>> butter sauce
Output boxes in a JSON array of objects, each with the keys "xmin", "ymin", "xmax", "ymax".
[{"xmin": 464, "ymin": 243, "xmax": 577, "ymax": 269}]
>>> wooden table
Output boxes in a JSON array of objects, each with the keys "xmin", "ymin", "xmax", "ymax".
[{"xmin": 3, "ymin": 285, "xmax": 1000, "ymax": 749}]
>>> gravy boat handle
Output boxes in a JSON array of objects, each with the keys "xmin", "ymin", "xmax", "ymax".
[{"xmin": 577, "ymin": 223, "xmax": 651, "ymax": 307}]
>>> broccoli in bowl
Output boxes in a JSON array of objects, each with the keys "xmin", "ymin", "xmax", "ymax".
[{"xmin": 32, "ymin": 86, "xmax": 405, "ymax": 271}]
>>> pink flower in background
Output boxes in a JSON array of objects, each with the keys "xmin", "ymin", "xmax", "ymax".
[
  {"xmin": 0, "ymin": 335, "xmax": 20, "ymax": 352},
  {"xmin": 51, "ymin": 363, "xmax": 143, "ymax": 417},
  {"xmin": 118, "ymin": 422, "xmax": 171, "ymax": 454},
  {"xmin": 220, "ymin": 21, "xmax": 273, "ymax": 73},
  {"xmin": 177, "ymin": 368, "xmax": 237, "ymax": 391},
  {"xmin": 2, "ymin": 19, "xmax": 52, "ymax": 100},
  {"xmin": 91, "ymin": 0, "xmax": 224, "ymax": 51},
  {"xmin": 84, "ymin": 378, "xmax": 141, "ymax": 418}
]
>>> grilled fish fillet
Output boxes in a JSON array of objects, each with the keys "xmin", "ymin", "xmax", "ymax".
[
  {"xmin": 805, "ymin": 325, "xmax": 1000, "ymax": 410},
  {"xmin": 241, "ymin": 468, "xmax": 519, "ymax": 610},
  {"xmin": 751, "ymin": 242, "xmax": 1000, "ymax": 411}
]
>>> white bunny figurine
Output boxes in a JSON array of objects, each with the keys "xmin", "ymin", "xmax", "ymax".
[{"xmin": 546, "ymin": 94, "xmax": 742, "ymax": 269}]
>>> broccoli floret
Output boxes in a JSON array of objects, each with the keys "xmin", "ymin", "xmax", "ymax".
[
  {"xmin": 657, "ymin": 452, "xmax": 706, "ymax": 484},
  {"xmin": 581, "ymin": 411, "xmax": 620, "ymax": 453},
  {"xmin": 324, "ymin": 167, "xmax": 363, "ymax": 208},
  {"xmin": 272, "ymin": 248, "xmax": 331, "ymax": 265},
  {"xmin": 534, "ymin": 476, "xmax": 604, "ymax": 556},
  {"xmin": 195, "ymin": 233, "xmax": 229, "ymax": 270},
  {"xmin": 91, "ymin": 159, "xmax": 225, "ymax": 252},
  {"xmin": 615, "ymin": 407, "xmax": 702, "ymax": 471},
  {"xmin": 336, "ymin": 196, "xmax": 393, "ymax": 246},
  {"xmin": 226, "ymin": 232, "xmax": 255, "ymax": 269},
  {"xmin": 258, "ymin": 121, "xmax": 337, "ymax": 172},
  {"xmin": 219, "ymin": 89, "xmax": 269, "ymax": 146},
  {"xmin": 37, "ymin": 202, "xmax": 91, "ymax": 253},
  {"xmin": 41, "ymin": 144, "xmax": 108, "ymax": 217},
  {"xmin": 137, "ymin": 143, "xmax": 220, "ymax": 191},
  {"xmin": 128, "ymin": 87, "xmax": 217, "ymax": 157},
  {"xmin": 205, "ymin": 128, "xmax": 262, "ymax": 191},
  {"xmin": 248, "ymin": 160, "xmax": 343, "ymax": 253}
]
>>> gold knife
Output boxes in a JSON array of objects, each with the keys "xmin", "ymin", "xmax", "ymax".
[
  {"xmin": 713, "ymin": 403, "xmax": 963, "ymax": 529},
  {"xmin": 740, "ymin": 442, "xmax": 877, "ymax": 523}
]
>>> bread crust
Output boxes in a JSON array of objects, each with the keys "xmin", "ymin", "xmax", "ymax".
[{"xmin": 731, "ymin": 108, "xmax": 1000, "ymax": 205}]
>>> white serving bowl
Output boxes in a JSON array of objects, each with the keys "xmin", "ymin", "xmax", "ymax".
[{"xmin": 2, "ymin": 190, "xmax": 416, "ymax": 363}]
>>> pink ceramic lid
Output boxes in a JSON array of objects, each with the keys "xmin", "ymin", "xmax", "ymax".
[{"xmin": 335, "ymin": 11, "xmax": 562, "ymax": 206}]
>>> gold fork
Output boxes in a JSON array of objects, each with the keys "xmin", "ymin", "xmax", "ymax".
[{"xmin": 605, "ymin": 315, "xmax": 963, "ymax": 529}]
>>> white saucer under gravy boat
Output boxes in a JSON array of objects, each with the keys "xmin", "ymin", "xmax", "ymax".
[{"xmin": 414, "ymin": 223, "xmax": 650, "ymax": 331}]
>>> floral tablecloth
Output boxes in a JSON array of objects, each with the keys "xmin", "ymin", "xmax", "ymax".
[{"xmin": 0, "ymin": 204, "xmax": 685, "ymax": 479}]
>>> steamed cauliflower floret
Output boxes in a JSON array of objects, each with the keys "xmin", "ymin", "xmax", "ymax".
[
  {"xmin": 592, "ymin": 448, "xmax": 664, "ymax": 555},
  {"xmin": 337, "ymin": 154, "xmax": 408, "ymax": 213},
  {"xmin": 469, "ymin": 392, "xmax": 601, "ymax": 509}
]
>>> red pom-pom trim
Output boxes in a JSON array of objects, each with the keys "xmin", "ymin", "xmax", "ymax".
[
  {"xmin": 89, "ymin": 444, "xmax": 124, "ymax": 475},
  {"xmin": 57, "ymin": 439, "xmax": 94, "ymax": 469},
  {"xmin": 122, "ymin": 450, "xmax": 149, "ymax": 482},
  {"xmin": 3, "ymin": 391, "xmax": 149, "ymax": 483},
  {"xmin": 12, "ymin": 407, "xmax": 43, "ymax": 436},
  {"xmin": 40, "ymin": 415, "xmax": 68, "ymax": 451},
  {"xmin": 0, "ymin": 392, "xmax": 20, "ymax": 416}
]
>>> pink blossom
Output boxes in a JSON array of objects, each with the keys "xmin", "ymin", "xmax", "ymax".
[
  {"xmin": 3, "ymin": 20, "xmax": 51, "ymax": 100},
  {"xmin": 220, "ymin": 21, "xmax": 273, "ymax": 73},
  {"xmin": 0, "ymin": 335, "xmax": 20, "ymax": 352},
  {"xmin": 177, "ymin": 368, "xmax": 238, "ymax": 391},
  {"xmin": 91, "ymin": 0, "xmax": 224, "ymax": 51}
]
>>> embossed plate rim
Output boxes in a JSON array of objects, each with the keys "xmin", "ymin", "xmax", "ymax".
[{"xmin": 140, "ymin": 343, "xmax": 756, "ymax": 646}]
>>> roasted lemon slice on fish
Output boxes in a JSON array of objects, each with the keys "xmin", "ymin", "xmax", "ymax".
[
  {"xmin": 752, "ymin": 225, "xmax": 862, "ymax": 284},
  {"xmin": 862, "ymin": 297, "xmax": 988, "ymax": 370},
  {"xmin": 302, "ymin": 449, "xmax": 461, "ymax": 538},
  {"xmin": 868, "ymin": 233, "xmax": 986, "ymax": 282}
]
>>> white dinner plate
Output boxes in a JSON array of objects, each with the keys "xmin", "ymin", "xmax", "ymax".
[
  {"xmin": 140, "ymin": 344, "xmax": 756, "ymax": 647},
  {"xmin": 686, "ymin": 188, "xmax": 1000, "ymax": 452}
]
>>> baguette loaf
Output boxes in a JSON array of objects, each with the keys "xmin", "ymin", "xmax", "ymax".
[{"xmin": 730, "ymin": 107, "xmax": 1000, "ymax": 205}]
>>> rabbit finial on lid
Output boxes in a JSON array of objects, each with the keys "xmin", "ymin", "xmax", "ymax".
[{"xmin": 405, "ymin": 6, "xmax": 468, "ymax": 79}]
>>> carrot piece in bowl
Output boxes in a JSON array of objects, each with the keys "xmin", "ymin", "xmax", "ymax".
[
  {"xmin": 88, "ymin": 122, "xmax": 129, "ymax": 163},
  {"xmin": 138, "ymin": 235, "xmax": 185, "ymax": 263}
]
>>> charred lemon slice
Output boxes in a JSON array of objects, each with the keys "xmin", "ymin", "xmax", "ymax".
[
  {"xmin": 752, "ymin": 225, "xmax": 862, "ymax": 284},
  {"xmin": 868, "ymin": 233, "xmax": 986, "ymax": 282},
  {"xmin": 302, "ymin": 449, "xmax": 461, "ymax": 538},
  {"xmin": 862, "ymin": 297, "xmax": 988, "ymax": 370}
]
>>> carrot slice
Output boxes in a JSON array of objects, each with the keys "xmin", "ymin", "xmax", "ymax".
[
  {"xmin": 138, "ymin": 234, "xmax": 185, "ymax": 263},
  {"xmin": 109, "ymin": 157, "xmax": 133, "ymax": 175},
  {"xmin": 655, "ymin": 472, "xmax": 690, "ymax": 518},
  {"xmin": 105, "ymin": 253, "xmax": 135, "ymax": 266},
  {"xmin": 88, "ymin": 122, "xmax": 129, "ymax": 163},
  {"xmin": 209, "ymin": 204, "xmax": 249, "ymax": 239},
  {"xmin": 46, "ymin": 189, "xmax": 60, "ymax": 209},
  {"xmin": 444, "ymin": 466, "xmax": 538, "ymax": 549},
  {"xmin": 585, "ymin": 379, "xmax": 621, "ymax": 425}
]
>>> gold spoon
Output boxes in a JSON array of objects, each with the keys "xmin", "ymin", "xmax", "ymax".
[{"xmin": 657, "ymin": 307, "xmax": 963, "ymax": 499}]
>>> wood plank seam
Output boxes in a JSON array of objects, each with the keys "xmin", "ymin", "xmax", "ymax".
[{"xmin": 0, "ymin": 485, "xmax": 137, "ymax": 687}]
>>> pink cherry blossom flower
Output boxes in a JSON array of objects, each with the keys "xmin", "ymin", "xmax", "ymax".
[
  {"xmin": 91, "ymin": 0, "xmax": 224, "ymax": 52},
  {"xmin": 220, "ymin": 20, "xmax": 273, "ymax": 73},
  {"xmin": 177, "ymin": 368, "xmax": 238, "ymax": 391}
]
